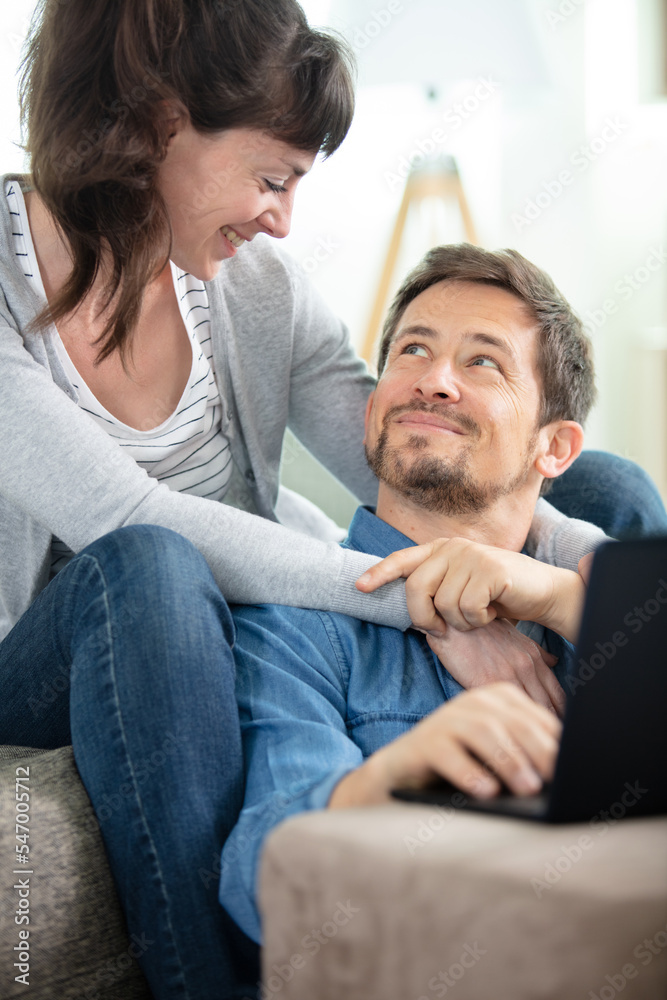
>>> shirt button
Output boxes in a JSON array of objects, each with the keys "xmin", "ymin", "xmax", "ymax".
[{"xmin": 245, "ymin": 470, "xmax": 256, "ymax": 484}]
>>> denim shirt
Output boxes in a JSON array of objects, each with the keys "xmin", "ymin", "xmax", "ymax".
[{"xmin": 220, "ymin": 506, "xmax": 574, "ymax": 942}]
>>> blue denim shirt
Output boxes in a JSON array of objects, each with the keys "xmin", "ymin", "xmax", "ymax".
[{"xmin": 220, "ymin": 506, "xmax": 573, "ymax": 942}]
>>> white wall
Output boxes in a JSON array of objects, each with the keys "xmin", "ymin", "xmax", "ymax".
[{"xmin": 0, "ymin": 0, "xmax": 34, "ymax": 172}]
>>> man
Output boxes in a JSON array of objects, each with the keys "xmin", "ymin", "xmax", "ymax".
[{"xmin": 219, "ymin": 244, "xmax": 603, "ymax": 942}]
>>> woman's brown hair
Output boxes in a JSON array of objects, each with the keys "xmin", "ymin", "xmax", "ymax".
[{"xmin": 20, "ymin": 0, "xmax": 355, "ymax": 365}]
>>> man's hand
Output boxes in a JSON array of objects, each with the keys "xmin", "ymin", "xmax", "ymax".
[
  {"xmin": 329, "ymin": 683, "xmax": 562, "ymax": 807},
  {"xmin": 578, "ymin": 551, "xmax": 595, "ymax": 586},
  {"xmin": 426, "ymin": 618, "xmax": 566, "ymax": 717},
  {"xmin": 357, "ymin": 536, "xmax": 585, "ymax": 643}
]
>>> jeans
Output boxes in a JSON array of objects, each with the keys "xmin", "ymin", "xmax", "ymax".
[
  {"xmin": 548, "ymin": 450, "xmax": 667, "ymax": 539},
  {"xmin": 0, "ymin": 525, "xmax": 259, "ymax": 1000}
]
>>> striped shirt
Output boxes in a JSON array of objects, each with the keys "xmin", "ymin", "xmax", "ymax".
[{"xmin": 5, "ymin": 180, "xmax": 233, "ymax": 576}]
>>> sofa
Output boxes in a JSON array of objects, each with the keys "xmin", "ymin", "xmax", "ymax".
[
  {"xmin": 0, "ymin": 744, "xmax": 150, "ymax": 999},
  {"xmin": 3, "ymin": 740, "xmax": 667, "ymax": 999}
]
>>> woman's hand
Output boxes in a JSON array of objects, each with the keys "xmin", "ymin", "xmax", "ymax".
[
  {"xmin": 425, "ymin": 618, "xmax": 566, "ymax": 717},
  {"xmin": 357, "ymin": 536, "xmax": 585, "ymax": 643},
  {"xmin": 329, "ymin": 683, "xmax": 562, "ymax": 807}
]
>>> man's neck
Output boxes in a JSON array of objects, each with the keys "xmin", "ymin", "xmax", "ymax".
[{"xmin": 375, "ymin": 483, "xmax": 539, "ymax": 551}]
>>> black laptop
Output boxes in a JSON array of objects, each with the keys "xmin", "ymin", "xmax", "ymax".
[{"xmin": 392, "ymin": 537, "xmax": 667, "ymax": 823}]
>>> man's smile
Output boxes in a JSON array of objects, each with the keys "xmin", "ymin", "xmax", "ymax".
[
  {"xmin": 385, "ymin": 403, "xmax": 481, "ymax": 439},
  {"xmin": 396, "ymin": 411, "xmax": 466, "ymax": 435}
]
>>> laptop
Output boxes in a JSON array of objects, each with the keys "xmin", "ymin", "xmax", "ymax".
[{"xmin": 392, "ymin": 537, "xmax": 667, "ymax": 823}]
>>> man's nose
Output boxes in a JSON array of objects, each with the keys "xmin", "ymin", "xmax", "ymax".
[
  {"xmin": 257, "ymin": 194, "xmax": 293, "ymax": 239},
  {"xmin": 413, "ymin": 360, "xmax": 461, "ymax": 402}
]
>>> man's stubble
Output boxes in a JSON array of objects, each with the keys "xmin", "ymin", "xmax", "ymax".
[{"xmin": 365, "ymin": 404, "xmax": 535, "ymax": 517}]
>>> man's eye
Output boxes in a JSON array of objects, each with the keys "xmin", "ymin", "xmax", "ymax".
[
  {"xmin": 402, "ymin": 344, "xmax": 429, "ymax": 358},
  {"xmin": 470, "ymin": 356, "xmax": 500, "ymax": 370},
  {"xmin": 265, "ymin": 179, "xmax": 287, "ymax": 194}
]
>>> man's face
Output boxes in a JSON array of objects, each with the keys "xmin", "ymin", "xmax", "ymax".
[{"xmin": 365, "ymin": 280, "xmax": 545, "ymax": 516}]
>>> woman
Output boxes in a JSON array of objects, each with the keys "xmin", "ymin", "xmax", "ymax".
[{"xmin": 0, "ymin": 0, "xmax": 662, "ymax": 997}]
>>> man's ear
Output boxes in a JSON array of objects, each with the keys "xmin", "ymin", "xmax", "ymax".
[
  {"xmin": 363, "ymin": 391, "xmax": 375, "ymax": 445},
  {"xmin": 534, "ymin": 420, "xmax": 585, "ymax": 481}
]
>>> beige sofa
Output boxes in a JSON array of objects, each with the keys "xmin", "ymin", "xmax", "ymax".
[{"xmin": 260, "ymin": 804, "xmax": 667, "ymax": 1000}]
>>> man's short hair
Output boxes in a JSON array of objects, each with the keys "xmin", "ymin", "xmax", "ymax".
[{"xmin": 377, "ymin": 243, "xmax": 596, "ymax": 428}]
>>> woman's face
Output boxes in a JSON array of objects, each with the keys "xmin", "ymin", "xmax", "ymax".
[{"xmin": 158, "ymin": 122, "xmax": 316, "ymax": 280}]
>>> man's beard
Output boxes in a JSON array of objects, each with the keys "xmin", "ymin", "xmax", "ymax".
[{"xmin": 365, "ymin": 404, "xmax": 534, "ymax": 518}]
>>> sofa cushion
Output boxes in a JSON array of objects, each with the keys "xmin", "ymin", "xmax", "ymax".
[{"xmin": 0, "ymin": 745, "xmax": 151, "ymax": 999}]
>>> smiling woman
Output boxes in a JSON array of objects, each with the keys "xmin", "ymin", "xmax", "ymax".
[
  {"xmin": 0, "ymin": 2, "xmax": 397, "ymax": 998},
  {"xmin": 21, "ymin": 0, "xmax": 354, "ymax": 363}
]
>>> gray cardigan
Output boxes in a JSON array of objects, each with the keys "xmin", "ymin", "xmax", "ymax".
[{"xmin": 0, "ymin": 174, "xmax": 606, "ymax": 642}]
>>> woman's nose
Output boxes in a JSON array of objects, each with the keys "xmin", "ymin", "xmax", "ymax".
[{"xmin": 258, "ymin": 195, "xmax": 293, "ymax": 239}]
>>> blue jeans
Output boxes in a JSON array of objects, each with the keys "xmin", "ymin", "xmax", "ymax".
[{"xmin": 0, "ymin": 525, "xmax": 258, "ymax": 1000}]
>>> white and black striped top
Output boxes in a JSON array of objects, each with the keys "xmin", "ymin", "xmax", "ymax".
[{"xmin": 5, "ymin": 180, "xmax": 234, "ymax": 576}]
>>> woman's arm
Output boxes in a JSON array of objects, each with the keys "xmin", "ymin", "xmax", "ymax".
[
  {"xmin": 281, "ymin": 247, "xmax": 379, "ymax": 505},
  {"xmin": 0, "ymin": 309, "xmax": 409, "ymax": 628}
]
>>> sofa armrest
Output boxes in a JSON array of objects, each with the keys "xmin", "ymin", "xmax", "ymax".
[{"xmin": 260, "ymin": 804, "xmax": 667, "ymax": 1000}]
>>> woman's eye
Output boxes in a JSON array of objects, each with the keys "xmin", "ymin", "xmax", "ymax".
[
  {"xmin": 470, "ymin": 356, "xmax": 500, "ymax": 370},
  {"xmin": 402, "ymin": 344, "xmax": 429, "ymax": 358},
  {"xmin": 265, "ymin": 179, "xmax": 287, "ymax": 194}
]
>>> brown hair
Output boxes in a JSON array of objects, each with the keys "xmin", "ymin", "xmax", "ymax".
[
  {"xmin": 20, "ymin": 0, "xmax": 355, "ymax": 365},
  {"xmin": 377, "ymin": 243, "xmax": 596, "ymax": 429}
]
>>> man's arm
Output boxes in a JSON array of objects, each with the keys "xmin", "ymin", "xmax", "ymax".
[{"xmin": 220, "ymin": 604, "xmax": 364, "ymax": 943}]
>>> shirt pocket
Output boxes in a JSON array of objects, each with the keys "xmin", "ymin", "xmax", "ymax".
[{"xmin": 346, "ymin": 712, "xmax": 426, "ymax": 758}]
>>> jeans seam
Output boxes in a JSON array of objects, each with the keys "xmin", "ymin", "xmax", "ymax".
[{"xmin": 84, "ymin": 551, "xmax": 191, "ymax": 1000}]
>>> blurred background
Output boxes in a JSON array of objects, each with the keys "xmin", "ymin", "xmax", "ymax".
[{"xmin": 3, "ymin": 0, "xmax": 666, "ymax": 526}]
